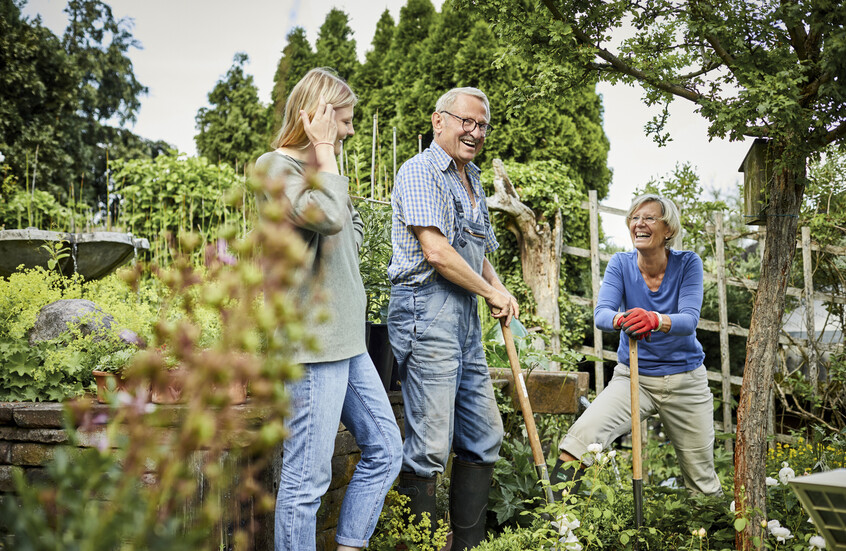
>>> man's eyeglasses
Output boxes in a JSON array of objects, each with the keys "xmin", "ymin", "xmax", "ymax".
[
  {"xmin": 439, "ymin": 111, "xmax": 493, "ymax": 137},
  {"xmin": 629, "ymin": 216, "xmax": 661, "ymax": 224}
]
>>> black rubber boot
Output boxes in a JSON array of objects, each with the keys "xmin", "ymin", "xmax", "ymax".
[
  {"xmin": 550, "ymin": 458, "xmax": 583, "ymax": 500},
  {"xmin": 449, "ymin": 459, "xmax": 495, "ymax": 551},
  {"xmin": 397, "ymin": 471, "xmax": 438, "ymax": 537}
]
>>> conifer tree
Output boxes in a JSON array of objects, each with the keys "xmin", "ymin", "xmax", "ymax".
[
  {"xmin": 270, "ymin": 27, "xmax": 314, "ymax": 134},
  {"xmin": 314, "ymin": 9, "xmax": 360, "ymax": 82},
  {"xmin": 195, "ymin": 53, "xmax": 269, "ymax": 170}
]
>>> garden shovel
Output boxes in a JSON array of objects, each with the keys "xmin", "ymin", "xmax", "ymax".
[
  {"xmin": 500, "ymin": 319, "xmax": 556, "ymax": 505},
  {"xmin": 629, "ymin": 337, "xmax": 643, "ymax": 549}
]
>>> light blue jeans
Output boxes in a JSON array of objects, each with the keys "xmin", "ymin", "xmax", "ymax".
[
  {"xmin": 275, "ymin": 352, "xmax": 403, "ymax": 550},
  {"xmin": 388, "ymin": 282, "xmax": 504, "ymax": 476}
]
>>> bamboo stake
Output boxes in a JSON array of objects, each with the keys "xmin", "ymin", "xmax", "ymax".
[{"xmin": 371, "ymin": 113, "xmax": 377, "ymax": 199}]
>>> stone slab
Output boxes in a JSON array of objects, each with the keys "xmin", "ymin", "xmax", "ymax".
[
  {"xmin": 0, "ymin": 465, "xmax": 24, "ymax": 492},
  {"xmin": 0, "ymin": 427, "xmax": 69, "ymax": 444},
  {"xmin": 12, "ymin": 403, "xmax": 66, "ymax": 428}
]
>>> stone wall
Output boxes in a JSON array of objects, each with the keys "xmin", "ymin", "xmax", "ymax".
[
  {"xmin": 0, "ymin": 392, "xmax": 405, "ymax": 551},
  {"xmin": 0, "ymin": 372, "xmax": 586, "ymax": 550}
]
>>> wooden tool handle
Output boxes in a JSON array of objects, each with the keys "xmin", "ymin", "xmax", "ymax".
[
  {"xmin": 629, "ymin": 337, "xmax": 642, "ymax": 481},
  {"xmin": 501, "ymin": 321, "xmax": 544, "ymax": 467}
]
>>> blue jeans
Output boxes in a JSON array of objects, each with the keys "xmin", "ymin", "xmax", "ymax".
[
  {"xmin": 275, "ymin": 352, "xmax": 403, "ymax": 550},
  {"xmin": 388, "ymin": 283, "xmax": 504, "ymax": 477}
]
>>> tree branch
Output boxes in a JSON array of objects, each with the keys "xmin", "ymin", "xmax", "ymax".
[
  {"xmin": 819, "ymin": 119, "xmax": 846, "ymax": 147},
  {"xmin": 539, "ymin": 0, "xmax": 702, "ymax": 103},
  {"xmin": 780, "ymin": 0, "xmax": 809, "ymax": 61}
]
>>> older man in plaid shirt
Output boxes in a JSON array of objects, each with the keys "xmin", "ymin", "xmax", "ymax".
[{"xmin": 386, "ymin": 87, "xmax": 519, "ymax": 551}]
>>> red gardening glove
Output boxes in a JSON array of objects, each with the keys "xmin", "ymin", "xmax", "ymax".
[{"xmin": 620, "ymin": 308, "xmax": 659, "ymax": 340}]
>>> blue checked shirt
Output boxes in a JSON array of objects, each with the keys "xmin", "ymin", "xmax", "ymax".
[{"xmin": 388, "ymin": 141, "xmax": 499, "ymax": 286}]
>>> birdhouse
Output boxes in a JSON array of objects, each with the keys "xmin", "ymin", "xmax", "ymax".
[{"xmin": 738, "ymin": 138, "xmax": 772, "ymax": 226}]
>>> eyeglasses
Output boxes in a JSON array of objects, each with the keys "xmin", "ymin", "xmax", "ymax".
[
  {"xmin": 439, "ymin": 111, "xmax": 493, "ymax": 137},
  {"xmin": 629, "ymin": 216, "xmax": 661, "ymax": 224}
]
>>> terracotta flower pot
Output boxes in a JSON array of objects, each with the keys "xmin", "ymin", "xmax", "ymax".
[
  {"xmin": 92, "ymin": 370, "xmax": 128, "ymax": 404},
  {"xmin": 151, "ymin": 368, "xmax": 247, "ymax": 405}
]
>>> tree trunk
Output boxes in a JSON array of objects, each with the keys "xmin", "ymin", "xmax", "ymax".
[
  {"xmin": 487, "ymin": 159, "xmax": 562, "ymax": 361},
  {"xmin": 734, "ymin": 143, "xmax": 805, "ymax": 550}
]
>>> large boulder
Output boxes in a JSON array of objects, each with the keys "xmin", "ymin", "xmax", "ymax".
[{"xmin": 28, "ymin": 299, "xmax": 116, "ymax": 345}]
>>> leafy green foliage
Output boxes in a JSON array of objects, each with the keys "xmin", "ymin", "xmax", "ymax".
[
  {"xmin": 0, "ymin": 0, "xmax": 160, "ymax": 207},
  {"xmin": 111, "ymin": 151, "xmax": 250, "ymax": 263},
  {"xmin": 356, "ymin": 199, "xmax": 392, "ymax": 322},
  {"xmin": 195, "ymin": 53, "xmax": 270, "ymax": 170},
  {"xmin": 365, "ymin": 490, "xmax": 450, "ymax": 550},
  {"xmin": 0, "ymin": 267, "xmax": 156, "ymax": 401}
]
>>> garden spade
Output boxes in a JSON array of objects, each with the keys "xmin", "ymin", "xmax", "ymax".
[
  {"xmin": 629, "ymin": 337, "xmax": 643, "ymax": 549},
  {"xmin": 500, "ymin": 319, "xmax": 556, "ymax": 505}
]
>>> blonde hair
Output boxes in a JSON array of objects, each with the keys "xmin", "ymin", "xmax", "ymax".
[
  {"xmin": 271, "ymin": 67, "xmax": 357, "ymax": 149},
  {"xmin": 626, "ymin": 194, "xmax": 681, "ymax": 249}
]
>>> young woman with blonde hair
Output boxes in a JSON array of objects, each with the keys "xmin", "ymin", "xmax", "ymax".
[{"xmin": 255, "ymin": 67, "xmax": 402, "ymax": 551}]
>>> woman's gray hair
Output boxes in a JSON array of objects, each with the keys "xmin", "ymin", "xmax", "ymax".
[
  {"xmin": 626, "ymin": 194, "xmax": 681, "ymax": 249},
  {"xmin": 435, "ymin": 87, "xmax": 490, "ymax": 119}
]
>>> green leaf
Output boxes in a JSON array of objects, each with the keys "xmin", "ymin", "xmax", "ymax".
[{"xmin": 734, "ymin": 517, "xmax": 747, "ymax": 531}]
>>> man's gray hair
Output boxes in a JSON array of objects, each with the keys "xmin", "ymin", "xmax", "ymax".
[
  {"xmin": 626, "ymin": 194, "xmax": 682, "ymax": 249},
  {"xmin": 435, "ymin": 87, "xmax": 490, "ymax": 118}
]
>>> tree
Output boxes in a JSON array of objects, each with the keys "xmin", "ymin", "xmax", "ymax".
[
  {"xmin": 462, "ymin": 0, "xmax": 846, "ymax": 547},
  {"xmin": 314, "ymin": 8, "xmax": 360, "ymax": 82},
  {"xmin": 195, "ymin": 53, "xmax": 270, "ymax": 170},
  {"xmin": 269, "ymin": 27, "xmax": 314, "ymax": 134},
  {"xmin": 352, "ymin": 10, "xmax": 395, "ymax": 111},
  {"xmin": 0, "ymin": 0, "xmax": 153, "ymax": 207}
]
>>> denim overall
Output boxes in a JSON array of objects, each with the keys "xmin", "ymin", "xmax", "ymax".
[{"xmin": 388, "ymin": 174, "xmax": 504, "ymax": 477}]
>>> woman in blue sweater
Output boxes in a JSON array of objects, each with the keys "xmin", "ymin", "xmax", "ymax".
[{"xmin": 553, "ymin": 194, "xmax": 722, "ymax": 495}]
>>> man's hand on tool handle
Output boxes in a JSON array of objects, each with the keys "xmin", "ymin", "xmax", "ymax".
[{"xmin": 486, "ymin": 288, "xmax": 519, "ymax": 326}]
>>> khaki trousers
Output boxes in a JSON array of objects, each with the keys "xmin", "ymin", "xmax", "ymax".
[{"xmin": 559, "ymin": 364, "xmax": 722, "ymax": 495}]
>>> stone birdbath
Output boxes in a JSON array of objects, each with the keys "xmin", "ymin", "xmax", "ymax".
[{"xmin": 0, "ymin": 228, "xmax": 149, "ymax": 280}]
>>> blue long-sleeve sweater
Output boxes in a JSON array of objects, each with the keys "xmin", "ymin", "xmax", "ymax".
[{"xmin": 595, "ymin": 249, "xmax": 705, "ymax": 375}]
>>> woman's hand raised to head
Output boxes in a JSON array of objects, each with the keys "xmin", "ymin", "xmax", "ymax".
[
  {"xmin": 300, "ymin": 96, "xmax": 338, "ymax": 149},
  {"xmin": 299, "ymin": 96, "xmax": 340, "ymax": 174}
]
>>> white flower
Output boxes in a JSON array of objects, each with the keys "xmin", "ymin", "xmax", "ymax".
[
  {"xmin": 698, "ymin": 527, "xmax": 706, "ymax": 538},
  {"xmin": 596, "ymin": 451, "xmax": 605, "ymax": 464},
  {"xmin": 809, "ymin": 534, "xmax": 826, "ymax": 549},
  {"xmin": 559, "ymin": 530, "xmax": 582, "ymax": 551},
  {"xmin": 555, "ymin": 514, "xmax": 581, "ymax": 534},
  {"xmin": 779, "ymin": 465, "xmax": 796, "ymax": 485},
  {"xmin": 0, "ymin": 152, "xmax": 5, "ymax": 163},
  {"xmin": 608, "ymin": 449, "xmax": 617, "ymax": 459},
  {"xmin": 766, "ymin": 477, "xmax": 779, "ymax": 486},
  {"xmin": 730, "ymin": 500, "xmax": 736, "ymax": 513},
  {"xmin": 563, "ymin": 517, "xmax": 581, "ymax": 531},
  {"xmin": 770, "ymin": 526, "xmax": 793, "ymax": 542},
  {"xmin": 587, "ymin": 443, "xmax": 603, "ymax": 454},
  {"xmin": 767, "ymin": 519, "xmax": 782, "ymax": 532}
]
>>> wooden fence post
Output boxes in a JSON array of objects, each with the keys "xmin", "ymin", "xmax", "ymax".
[
  {"xmin": 801, "ymin": 226, "xmax": 818, "ymax": 394},
  {"xmin": 589, "ymin": 190, "xmax": 604, "ymax": 392},
  {"xmin": 715, "ymin": 212, "xmax": 733, "ymax": 454}
]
